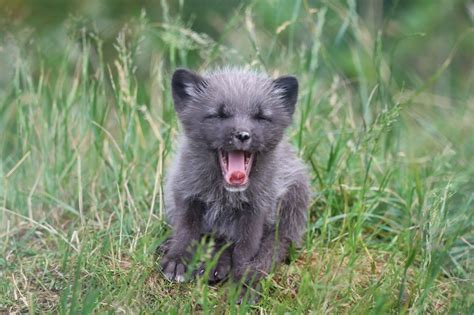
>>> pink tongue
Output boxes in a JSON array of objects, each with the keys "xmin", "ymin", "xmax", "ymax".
[{"xmin": 227, "ymin": 151, "xmax": 246, "ymax": 185}]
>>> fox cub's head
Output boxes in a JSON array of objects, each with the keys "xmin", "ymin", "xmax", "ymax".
[{"xmin": 171, "ymin": 68, "xmax": 298, "ymax": 191}]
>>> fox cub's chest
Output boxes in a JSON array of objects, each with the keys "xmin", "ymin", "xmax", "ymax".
[{"xmin": 201, "ymin": 197, "xmax": 250, "ymax": 241}]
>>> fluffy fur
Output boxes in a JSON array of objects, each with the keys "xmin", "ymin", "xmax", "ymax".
[{"xmin": 160, "ymin": 67, "xmax": 310, "ymax": 300}]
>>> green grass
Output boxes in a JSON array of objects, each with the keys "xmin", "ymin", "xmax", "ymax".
[{"xmin": 1, "ymin": 1, "xmax": 473, "ymax": 313}]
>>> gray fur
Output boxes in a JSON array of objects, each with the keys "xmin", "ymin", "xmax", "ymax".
[{"xmin": 160, "ymin": 68, "xmax": 310, "ymax": 295}]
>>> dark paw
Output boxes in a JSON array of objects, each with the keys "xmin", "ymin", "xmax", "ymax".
[
  {"xmin": 196, "ymin": 257, "xmax": 231, "ymax": 284},
  {"xmin": 209, "ymin": 259, "xmax": 231, "ymax": 284},
  {"xmin": 160, "ymin": 256, "xmax": 187, "ymax": 283}
]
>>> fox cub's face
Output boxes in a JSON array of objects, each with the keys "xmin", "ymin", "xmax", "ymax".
[{"xmin": 171, "ymin": 68, "xmax": 298, "ymax": 191}]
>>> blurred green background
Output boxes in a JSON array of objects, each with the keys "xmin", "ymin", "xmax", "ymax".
[{"xmin": 1, "ymin": 0, "xmax": 473, "ymax": 96}]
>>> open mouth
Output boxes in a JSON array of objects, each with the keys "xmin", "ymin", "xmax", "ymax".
[{"xmin": 218, "ymin": 150, "xmax": 254, "ymax": 189}]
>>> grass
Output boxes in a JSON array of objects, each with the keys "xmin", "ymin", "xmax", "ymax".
[{"xmin": 1, "ymin": 1, "xmax": 473, "ymax": 313}]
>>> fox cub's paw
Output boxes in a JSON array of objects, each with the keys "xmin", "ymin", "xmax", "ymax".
[
  {"xmin": 196, "ymin": 254, "xmax": 232, "ymax": 284},
  {"xmin": 160, "ymin": 254, "xmax": 188, "ymax": 283}
]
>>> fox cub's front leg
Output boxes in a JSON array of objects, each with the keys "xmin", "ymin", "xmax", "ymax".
[
  {"xmin": 160, "ymin": 199, "xmax": 204, "ymax": 282},
  {"xmin": 231, "ymin": 211, "xmax": 265, "ymax": 281}
]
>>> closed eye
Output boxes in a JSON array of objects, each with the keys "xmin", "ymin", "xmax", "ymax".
[
  {"xmin": 204, "ymin": 113, "xmax": 229, "ymax": 119},
  {"xmin": 254, "ymin": 110, "xmax": 272, "ymax": 122},
  {"xmin": 204, "ymin": 104, "xmax": 231, "ymax": 120}
]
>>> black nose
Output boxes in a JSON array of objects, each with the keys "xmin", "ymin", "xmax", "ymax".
[{"xmin": 235, "ymin": 131, "xmax": 250, "ymax": 142}]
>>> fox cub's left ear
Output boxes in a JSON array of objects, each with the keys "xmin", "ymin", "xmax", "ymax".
[
  {"xmin": 273, "ymin": 75, "xmax": 298, "ymax": 115},
  {"xmin": 171, "ymin": 68, "xmax": 207, "ymax": 113}
]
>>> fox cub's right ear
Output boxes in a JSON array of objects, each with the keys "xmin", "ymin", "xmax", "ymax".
[{"xmin": 171, "ymin": 68, "xmax": 207, "ymax": 113}]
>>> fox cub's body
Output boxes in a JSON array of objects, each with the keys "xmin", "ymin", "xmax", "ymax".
[{"xmin": 161, "ymin": 68, "xmax": 310, "ymax": 291}]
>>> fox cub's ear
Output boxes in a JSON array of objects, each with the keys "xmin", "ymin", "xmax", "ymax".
[
  {"xmin": 273, "ymin": 75, "xmax": 298, "ymax": 115},
  {"xmin": 171, "ymin": 68, "xmax": 207, "ymax": 113}
]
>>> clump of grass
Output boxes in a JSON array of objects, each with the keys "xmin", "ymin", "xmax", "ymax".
[{"xmin": 1, "ymin": 1, "xmax": 473, "ymax": 313}]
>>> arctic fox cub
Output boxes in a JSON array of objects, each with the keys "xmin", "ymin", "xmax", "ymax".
[{"xmin": 160, "ymin": 68, "xmax": 310, "ymax": 295}]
